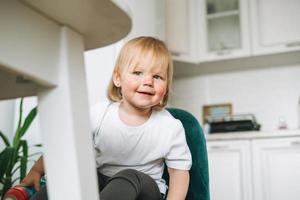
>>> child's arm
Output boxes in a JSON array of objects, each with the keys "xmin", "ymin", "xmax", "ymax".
[
  {"xmin": 166, "ymin": 168, "xmax": 190, "ymax": 200},
  {"xmin": 19, "ymin": 156, "xmax": 45, "ymax": 191}
]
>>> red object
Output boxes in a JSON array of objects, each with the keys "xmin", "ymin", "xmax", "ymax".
[{"xmin": 3, "ymin": 187, "xmax": 30, "ymax": 200}]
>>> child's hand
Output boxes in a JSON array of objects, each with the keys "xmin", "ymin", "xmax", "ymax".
[
  {"xmin": 19, "ymin": 168, "xmax": 42, "ymax": 191},
  {"xmin": 17, "ymin": 156, "xmax": 44, "ymax": 191}
]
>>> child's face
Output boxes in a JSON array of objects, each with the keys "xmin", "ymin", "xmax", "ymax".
[{"xmin": 114, "ymin": 57, "xmax": 168, "ymax": 111}]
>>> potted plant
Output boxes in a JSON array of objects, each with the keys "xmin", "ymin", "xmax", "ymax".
[{"xmin": 0, "ymin": 98, "xmax": 38, "ymax": 198}]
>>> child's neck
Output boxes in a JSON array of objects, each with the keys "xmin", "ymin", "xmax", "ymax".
[{"xmin": 119, "ymin": 102, "xmax": 152, "ymax": 126}]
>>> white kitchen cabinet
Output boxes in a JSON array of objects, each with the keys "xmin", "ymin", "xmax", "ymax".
[
  {"xmin": 198, "ymin": 0, "xmax": 251, "ymax": 61},
  {"xmin": 165, "ymin": 0, "xmax": 199, "ymax": 63},
  {"xmin": 165, "ymin": 0, "xmax": 251, "ymax": 63},
  {"xmin": 207, "ymin": 140, "xmax": 252, "ymax": 200},
  {"xmin": 166, "ymin": 0, "xmax": 300, "ymax": 63},
  {"xmin": 250, "ymin": 0, "xmax": 300, "ymax": 55},
  {"xmin": 207, "ymin": 134, "xmax": 300, "ymax": 200},
  {"xmin": 252, "ymin": 137, "xmax": 300, "ymax": 200}
]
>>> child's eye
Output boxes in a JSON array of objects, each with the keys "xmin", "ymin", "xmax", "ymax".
[
  {"xmin": 153, "ymin": 75, "xmax": 163, "ymax": 80},
  {"xmin": 133, "ymin": 71, "xmax": 142, "ymax": 76}
]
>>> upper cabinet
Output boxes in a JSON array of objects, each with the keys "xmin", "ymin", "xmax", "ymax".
[
  {"xmin": 165, "ymin": 0, "xmax": 251, "ymax": 63},
  {"xmin": 250, "ymin": 0, "xmax": 300, "ymax": 55},
  {"xmin": 165, "ymin": 0, "xmax": 199, "ymax": 63},
  {"xmin": 165, "ymin": 0, "xmax": 300, "ymax": 63},
  {"xmin": 199, "ymin": 0, "xmax": 251, "ymax": 61}
]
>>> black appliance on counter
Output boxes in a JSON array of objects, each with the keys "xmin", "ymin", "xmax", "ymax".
[{"xmin": 207, "ymin": 114, "xmax": 261, "ymax": 133}]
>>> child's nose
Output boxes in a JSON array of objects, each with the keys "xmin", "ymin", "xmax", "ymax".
[{"xmin": 142, "ymin": 75, "xmax": 153, "ymax": 86}]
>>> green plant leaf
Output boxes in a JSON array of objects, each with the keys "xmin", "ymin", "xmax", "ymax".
[
  {"xmin": 17, "ymin": 98, "xmax": 23, "ymax": 131},
  {"xmin": 0, "ymin": 130, "xmax": 10, "ymax": 147},
  {"xmin": 12, "ymin": 176, "xmax": 20, "ymax": 185},
  {"xmin": 19, "ymin": 140, "xmax": 28, "ymax": 180},
  {"xmin": 0, "ymin": 150, "xmax": 8, "ymax": 181},
  {"xmin": 2, "ymin": 176, "xmax": 12, "ymax": 199},
  {"xmin": 0, "ymin": 147, "xmax": 15, "ymax": 183},
  {"xmin": 19, "ymin": 107, "xmax": 37, "ymax": 138},
  {"xmin": 8, "ymin": 148, "xmax": 18, "ymax": 176},
  {"xmin": 13, "ymin": 98, "xmax": 23, "ymax": 147},
  {"xmin": 12, "ymin": 144, "xmax": 20, "ymax": 165},
  {"xmin": 0, "ymin": 148, "xmax": 10, "ymax": 180},
  {"xmin": 13, "ymin": 106, "xmax": 37, "ymax": 148},
  {"xmin": 11, "ymin": 165, "xmax": 21, "ymax": 176},
  {"xmin": 0, "ymin": 98, "xmax": 40, "ymax": 198}
]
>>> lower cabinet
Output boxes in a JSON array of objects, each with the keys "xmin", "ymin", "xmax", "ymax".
[
  {"xmin": 207, "ymin": 136, "xmax": 300, "ymax": 200},
  {"xmin": 207, "ymin": 140, "xmax": 252, "ymax": 200},
  {"xmin": 252, "ymin": 137, "xmax": 300, "ymax": 200}
]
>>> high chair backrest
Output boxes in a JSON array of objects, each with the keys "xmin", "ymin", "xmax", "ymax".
[{"xmin": 164, "ymin": 108, "xmax": 210, "ymax": 200}]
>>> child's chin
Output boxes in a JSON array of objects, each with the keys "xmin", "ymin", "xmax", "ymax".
[{"xmin": 134, "ymin": 103, "xmax": 154, "ymax": 109}]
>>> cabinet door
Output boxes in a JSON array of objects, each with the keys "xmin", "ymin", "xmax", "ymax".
[
  {"xmin": 252, "ymin": 137, "xmax": 300, "ymax": 200},
  {"xmin": 165, "ymin": 0, "xmax": 199, "ymax": 63},
  {"xmin": 198, "ymin": 0, "xmax": 251, "ymax": 61},
  {"xmin": 250, "ymin": 0, "xmax": 300, "ymax": 55},
  {"xmin": 207, "ymin": 140, "xmax": 252, "ymax": 200}
]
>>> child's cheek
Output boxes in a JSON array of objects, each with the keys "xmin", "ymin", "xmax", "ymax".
[
  {"xmin": 124, "ymin": 80, "xmax": 138, "ymax": 91},
  {"xmin": 156, "ymin": 86, "xmax": 167, "ymax": 98}
]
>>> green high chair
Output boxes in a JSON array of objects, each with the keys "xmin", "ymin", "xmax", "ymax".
[{"xmin": 164, "ymin": 108, "xmax": 210, "ymax": 200}]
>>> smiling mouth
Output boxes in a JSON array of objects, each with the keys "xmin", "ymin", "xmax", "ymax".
[{"xmin": 137, "ymin": 91, "xmax": 154, "ymax": 96}]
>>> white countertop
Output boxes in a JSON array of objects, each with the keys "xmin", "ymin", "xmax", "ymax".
[{"xmin": 205, "ymin": 129, "xmax": 300, "ymax": 141}]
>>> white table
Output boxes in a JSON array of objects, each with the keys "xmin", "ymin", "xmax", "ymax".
[{"xmin": 0, "ymin": 0, "xmax": 131, "ymax": 199}]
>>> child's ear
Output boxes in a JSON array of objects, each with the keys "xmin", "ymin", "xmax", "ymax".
[{"xmin": 113, "ymin": 71, "xmax": 121, "ymax": 87}]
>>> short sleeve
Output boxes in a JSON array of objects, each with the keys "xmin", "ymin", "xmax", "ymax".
[{"xmin": 165, "ymin": 120, "xmax": 192, "ymax": 170}]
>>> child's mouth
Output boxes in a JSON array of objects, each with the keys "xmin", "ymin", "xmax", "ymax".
[{"xmin": 137, "ymin": 91, "xmax": 154, "ymax": 96}]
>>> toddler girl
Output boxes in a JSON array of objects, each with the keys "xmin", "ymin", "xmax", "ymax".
[{"xmin": 21, "ymin": 36, "xmax": 192, "ymax": 200}]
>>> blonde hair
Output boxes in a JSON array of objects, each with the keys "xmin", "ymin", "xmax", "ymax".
[{"xmin": 107, "ymin": 36, "xmax": 173, "ymax": 109}]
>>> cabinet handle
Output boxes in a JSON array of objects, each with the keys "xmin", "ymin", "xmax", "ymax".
[
  {"xmin": 290, "ymin": 141, "xmax": 300, "ymax": 146},
  {"xmin": 209, "ymin": 145, "xmax": 229, "ymax": 149},
  {"xmin": 285, "ymin": 42, "xmax": 300, "ymax": 48}
]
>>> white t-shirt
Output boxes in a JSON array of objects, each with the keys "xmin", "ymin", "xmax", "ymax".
[{"xmin": 90, "ymin": 101, "xmax": 192, "ymax": 194}]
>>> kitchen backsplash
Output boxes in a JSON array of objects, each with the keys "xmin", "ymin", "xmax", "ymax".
[{"xmin": 170, "ymin": 63, "xmax": 300, "ymax": 131}]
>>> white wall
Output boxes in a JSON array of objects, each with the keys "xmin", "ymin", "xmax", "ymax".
[
  {"xmin": 123, "ymin": 0, "xmax": 165, "ymax": 41},
  {"xmin": 0, "ymin": 99, "xmax": 15, "ymax": 149},
  {"xmin": 171, "ymin": 64, "xmax": 300, "ymax": 131},
  {"xmin": 84, "ymin": 42, "xmax": 121, "ymax": 106}
]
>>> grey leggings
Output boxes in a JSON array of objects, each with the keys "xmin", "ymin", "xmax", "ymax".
[{"xmin": 30, "ymin": 169, "xmax": 163, "ymax": 200}]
